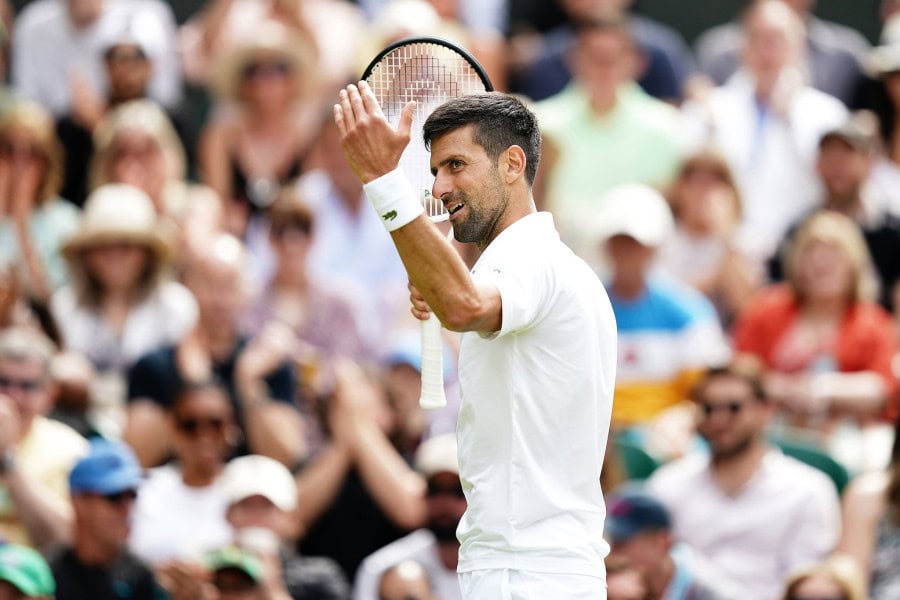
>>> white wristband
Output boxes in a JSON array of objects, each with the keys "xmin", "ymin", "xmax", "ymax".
[{"xmin": 363, "ymin": 168, "xmax": 424, "ymax": 232}]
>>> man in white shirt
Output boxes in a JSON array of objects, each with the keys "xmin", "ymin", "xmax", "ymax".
[
  {"xmin": 646, "ymin": 363, "xmax": 841, "ymax": 600},
  {"xmin": 12, "ymin": 0, "xmax": 181, "ymax": 117},
  {"xmin": 334, "ymin": 84, "xmax": 616, "ymax": 597}
]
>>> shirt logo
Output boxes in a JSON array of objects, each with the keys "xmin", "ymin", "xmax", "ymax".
[{"xmin": 382, "ymin": 210, "xmax": 398, "ymax": 222}]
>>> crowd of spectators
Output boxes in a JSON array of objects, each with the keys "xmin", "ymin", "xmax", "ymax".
[{"xmin": 1, "ymin": 0, "xmax": 900, "ymax": 598}]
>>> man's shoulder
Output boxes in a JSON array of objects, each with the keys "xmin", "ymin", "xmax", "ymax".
[
  {"xmin": 646, "ymin": 452, "xmax": 710, "ymax": 493},
  {"xmin": 14, "ymin": 0, "xmax": 63, "ymax": 33}
]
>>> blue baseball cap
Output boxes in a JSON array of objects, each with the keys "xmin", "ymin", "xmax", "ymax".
[
  {"xmin": 605, "ymin": 488, "xmax": 671, "ymax": 543},
  {"xmin": 68, "ymin": 439, "xmax": 143, "ymax": 495}
]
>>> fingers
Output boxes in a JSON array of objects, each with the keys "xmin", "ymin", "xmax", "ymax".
[
  {"xmin": 408, "ymin": 281, "xmax": 432, "ymax": 321},
  {"xmin": 333, "ymin": 104, "xmax": 346, "ymax": 137},
  {"xmin": 397, "ymin": 100, "xmax": 416, "ymax": 141},
  {"xmin": 337, "ymin": 88, "xmax": 356, "ymax": 131},
  {"xmin": 358, "ymin": 80, "xmax": 384, "ymax": 118}
]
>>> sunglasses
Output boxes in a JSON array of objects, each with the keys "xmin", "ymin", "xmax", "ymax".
[
  {"xmin": 699, "ymin": 401, "xmax": 745, "ymax": 417},
  {"xmin": 0, "ymin": 375, "xmax": 44, "ymax": 392},
  {"xmin": 176, "ymin": 416, "xmax": 228, "ymax": 436},
  {"xmin": 100, "ymin": 489, "xmax": 138, "ymax": 504},
  {"xmin": 241, "ymin": 60, "xmax": 292, "ymax": 80},
  {"xmin": 426, "ymin": 481, "xmax": 465, "ymax": 499}
]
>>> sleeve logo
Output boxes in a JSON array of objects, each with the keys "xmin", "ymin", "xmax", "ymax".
[{"xmin": 382, "ymin": 210, "xmax": 398, "ymax": 221}]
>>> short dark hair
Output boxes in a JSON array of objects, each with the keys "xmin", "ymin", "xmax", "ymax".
[
  {"xmin": 690, "ymin": 359, "xmax": 767, "ymax": 404},
  {"xmin": 423, "ymin": 93, "xmax": 542, "ymax": 185}
]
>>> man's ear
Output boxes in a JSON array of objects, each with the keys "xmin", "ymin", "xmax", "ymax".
[{"xmin": 501, "ymin": 145, "xmax": 527, "ymax": 184}]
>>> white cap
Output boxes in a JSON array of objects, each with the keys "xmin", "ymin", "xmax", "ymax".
[
  {"xmin": 222, "ymin": 455, "xmax": 297, "ymax": 512},
  {"xmin": 590, "ymin": 183, "xmax": 674, "ymax": 248},
  {"xmin": 414, "ymin": 434, "xmax": 458, "ymax": 477}
]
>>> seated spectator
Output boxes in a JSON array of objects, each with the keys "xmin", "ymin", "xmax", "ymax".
[
  {"xmin": 770, "ymin": 111, "xmax": 900, "ymax": 315},
  {"xmin": 605, "ymin": 487, "xmax": 738, "ymax": 599},
  {"xmin": 51, "ymin": 184, "xmax": 197, "ymax": 435},
  {"xmin": 295, "ymin": 361, "xmax": 427, "ymax": 581},
  {"xmin": 694, "ymin": 0, "xmax": 869, "ymax": 106},
  {"xmin": 683, "ymin": 0, "xmax": 847, "ymax": 263},
  {"xmin": 0, "ymin": 326, "xmax": 87, "ymax": 551},
  {"xmin": 354, "ymin": 434, "xmax": 464, "ymax": 600},
  {"xmin": 203, "ymin": 545, "xmax": 268, "ymax": 600},
  {"xmin": 377, "ymin": 561, "xmax": 436, "ymax": 600},
  {"xmin": 646, "ymin": 362, "xmax": 841, "ymax": 599},
  {"xmin": 124, "ymin": 233, "xmax": 302, "ymax": 468},
  {"xmin": 0, "ymin": 101, "xmax": 79, "ymax": 301},
  {"xmin": 129, "ymin": 380, "xmax": 236, "ymax": 565},
  {"xmin": 199, "ymin": 22, "xmax": 320, "ymax": 247},
  {"xmin": 862, "ymin": 26, "xmax": 900, "ymax": 212},
  {"xmin": 605, "ymin": 556, "xmax": 651, "ymax": 600},
  {"xmin": 659, "ymin": 149, "xmax": 763, "ymax": 327},
  {"xmin": 0, "ymin": 543, "xmax": 56, "ymax": 600},
  {"xmin": 779, "ymin": 554, "xmax": 867, "ymax": 600},
  {"xmin": 511, "ymin": 0, "xmax": 698, "ymax": 103},
  {"xmin": 836, "ymin": 416, "xmax": 900, "ymax": 597},
  {"xmin": 89, "ymin": 100, "xmax": 223, "ymax": 262},
  {"xmin": 160, "ymin": 454, "xmax": 349, "ymax": 600},
  {"xmin": 240, "ymin": 190, "xmax": 369, "ymax": 362},
  {"xmin": 11, "ymin": 0, "xmax": 181, "ymax": 117},
  {"xmin": 591, "ymin": 184, "xmax": 728, "ymax": 431},
  {"xmin": 534, "ymin": 13, "xmax": 683, "ymax": 258},
  {"xmin": 50, "ymin": 439, "xmax": 166, "ymax": 600},
  {"xmin": 735, "ymin": 211, "xmax": 897, "ymax": 470}
]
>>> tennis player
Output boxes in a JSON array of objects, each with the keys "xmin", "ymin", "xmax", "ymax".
[{"xmin": 335, "ymin": 83, "xmax": 616, "ymax": 599}]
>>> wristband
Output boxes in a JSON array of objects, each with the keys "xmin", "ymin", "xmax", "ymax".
[{"xmin": 363, "ymin": 169, "xmax": 424, "ymax": 232}]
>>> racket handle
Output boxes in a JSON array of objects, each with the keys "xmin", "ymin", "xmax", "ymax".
[{"xmin": 419, "ymin": 314, "xmax": 447, "ymax": 409}]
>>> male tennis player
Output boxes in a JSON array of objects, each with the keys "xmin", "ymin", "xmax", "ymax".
[{"xmin": 334, "ymin": 83, "xmax": 616, "ymax": 599}]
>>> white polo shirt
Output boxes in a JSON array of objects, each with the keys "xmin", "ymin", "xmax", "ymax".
[{"xmin": 456, "ymin": 212, "xmax": 616, "ymax": 577}]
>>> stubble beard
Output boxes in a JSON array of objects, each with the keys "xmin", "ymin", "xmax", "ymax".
[{"xmin": 450, "ymin": 172, "xmax": 509, "ymax": 248}]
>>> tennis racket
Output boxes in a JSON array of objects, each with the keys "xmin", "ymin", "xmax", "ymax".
[{"xmin": 361, "ymin": 37, "xmax": 493, "ymax": 409}]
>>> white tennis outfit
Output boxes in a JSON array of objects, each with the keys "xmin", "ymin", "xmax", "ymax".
[{"xmin": 456, "ymin": 212, "xmax": 616, "ymax": 598}]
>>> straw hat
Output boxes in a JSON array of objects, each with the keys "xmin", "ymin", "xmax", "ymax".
[
  {"xmin": 62, "ymin": 184, "xmax": 170, "ymax": 261},
  {"xmin": 210, "ymin": 21, "xmax": 318, "ymax": 101}
]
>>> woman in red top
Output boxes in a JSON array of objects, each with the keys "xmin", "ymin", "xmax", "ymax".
[{"xmin": 733, "ymin": 211, "xmax": 897, "ymax": 466}]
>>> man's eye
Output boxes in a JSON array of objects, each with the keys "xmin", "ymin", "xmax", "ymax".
[{"xmin": 450, "ymin": 160, "xmax": 464, "ymax": 169}]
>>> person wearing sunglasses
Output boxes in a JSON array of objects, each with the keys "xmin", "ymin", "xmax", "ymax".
[
  {"xmin": 129, "ymin": 380, "xmax": 236, "ymax": 566},
  {"xmin": 50, "ymin": 438, "xmax": 166, "ymax": 600},
  {"xmin": 0, "ymin": 326, "xmax": 88, "ymax": 552},
  {"xmin": 354, "ymin": 434, "xmax": 465, "ymax": 600},
  {"xmin": 645, "ymin": 362, "xmax": 841, "ymax": 600}
]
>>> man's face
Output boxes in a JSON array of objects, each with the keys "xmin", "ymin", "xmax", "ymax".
[
  {"xmin": 106, "ymin": 44, "xmax": 151, "ymax": 100},
  {"xmin": 214, "ymin": 569, "xmax": 264, "ymax": 600},
  {"xmin": 73, "ymin": 488, "xmax": 138, "ymax": 551},
  {"xmin": 604, "ymin": 234, "xmax": 656, "ymax": 279},
  {"xmin": 570, "ymin": 28, "xmax": 633, "ymax": 95},
  {"xmin": 227, "ymin": 495, "xmax": 291, "ymax": 540},
  {"xmin": 610, "ymin": 530, "xmax": 668, "ymax": 574},
  {"xmin": 816, "ymin": 138, "xmax": 871, "ymax": 202},
  {"xmin": 0, "ymin": 358, "xmax": 51, "ymax": 428},
  {"xmin": 430, "ymin": 125, "xmax": 509, "ymax": 247},
  {"xmin": 184, "ymin": 257, "xmax": 245, "ymax": 327},
  {"xmin": 695, "ymin": 376, "xmax": 769, "ymax": 460},
  {"xmin": 424, "ymin": 472, "xmax": 466, "ymax": 542},
  {"xmin": 560, "ymin": 0, "xmax": 631, "ymax": 21},
  {"xmin": 742, "ymin": 8, "xmax": 800, "ymax": 84}
]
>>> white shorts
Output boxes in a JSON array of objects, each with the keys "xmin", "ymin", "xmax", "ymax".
[{"xmin": 459, "ymin": 569, "xmax": 606, "ymax": 600}]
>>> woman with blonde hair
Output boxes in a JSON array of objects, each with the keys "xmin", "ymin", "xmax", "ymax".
[
  {"xmin": 660, "ymin": 148, "xmax": 763, "ymax": 326},
  {"xmin": 0, "ymin": 100, "xmax": 78, "ymax": 300},
  {"xmin": 91, "ymin": 99, "xmax": 222, "ymax": 258},
  {"xmin": 780, "ymin": 554, "xmax": 867, "ymax": 600},
  {"xmin": 199, "ymin": 21, "xmax": 320, "ymax": 247},
  {"xmin": 733, "ymin": 211, "xmax": 897, "ymax": 468}
]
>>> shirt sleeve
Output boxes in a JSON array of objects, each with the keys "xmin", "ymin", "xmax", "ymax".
[{"xmin": 473, "ymin": 257, "xmax": 549, "ymax": 340}]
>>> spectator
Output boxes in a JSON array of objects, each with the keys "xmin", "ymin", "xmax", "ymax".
[
  {"xmin": 694, "ymin": 0, "xmax": 869, "ymax": 106},
  {"xmin": 604, "ymin": 555, "xmax": 651, "ymax": 600},
  {"xmin": 354, "ymin": 433, "xmax": 464, "ymax": 600},
  {"xmin": 11, "ymin": 0, "xmax": 181, "ymax": 117},
  {"xmin": 770, "ymin": 111, "xmax": 900, "ymax": 314},
  {"xmin": 377, "ymin": 561, "xmax": 436, "ymax": 600},
  {"xmin": 779, "ymin": 554, "xmax": 867, "ymax": 600},
  {"xmin": 216, "ymin": 454, "xmax": 348, "ymax": 600},
  {"xmin": 0, "ymin": 326, "xmax": 87, "ymax": 550},
  {"xmin": 836, "ymin": 415, "xmax": 900, "ymax": 598},
  {"xmin": 646, "ymin": 362, "xmax": 841, "ymax": 599},
  {"xmin": 50, "ymin": 184, "xmax": 197, "ymax": 435},
  {"xmin": 735, "ymin": 211, "xmax": 897, "ymax": 470},
  {"xmin": 658, "ymin": 149, "xmax": 763, "ymax": 327},
  {"xmin": 50, "ymin": 439, "xmax": 165, "ymax": 600},
  {"xmin": 590, "ymin": 184, "xmax": 728, "ymax": 432},
  {"xmin": 199, "ymin": 22, "xmax": 320, "ymax": 246},
  {"xmin": 129, "ymin": 380, "xmax": 236, "ymax": 565},
  {"xmin": 511, "ymin": 0, "xmax": 697, "ymax": 103},
  {"xmin": 89, "ymin": 100, "xmax": 223, "ymax": 262},
  {"xmin": 0, "ymin": 101, "xmax": 79, "ymax": 301},
  {"xmin": 0, "ymin": 543, "xmax": 56, "ymax": 600},
  {"xmin": 124, "ymin": 233, "xmax": 302, "ymax": 468},
  {"xmin": 202, "ymin": 545, "xmax": 268, "ymax": 600},
  {"xmin": 604, "ymin": 487, "xmax": 737, "ymax": 599},
  {"xmin": 683, "ymin": 0, "xmax": 847, "ymax": 263},
  {"xmin": 534, "ymin": 12, "xmax": 683, "ymax": 258}
]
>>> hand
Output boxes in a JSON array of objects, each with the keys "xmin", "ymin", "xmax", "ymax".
[
  {"xmin": 408, "ymin": 281, "xmax": 432, "ymax": 322},
  {"xmin": 69, "ymin": 76, "xmax": 106, "ymax": 130},
  {"xmin": 328, "ymin": 360, "xmax": 393, "ymax": 443},
  {"xmin": 157, "ymin": 561, "xmax": 218, "ymax": 600},
  {"xmin": 333, "ymin": 82, "xmax": 415, "ymax": 183},
  {"xmin": 236, "ymin": 322, "xmax": 295, "ymax": 384},
  {"xmin": 0, "ymin": 394, "xmax": 21, "ymax": 453}
]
